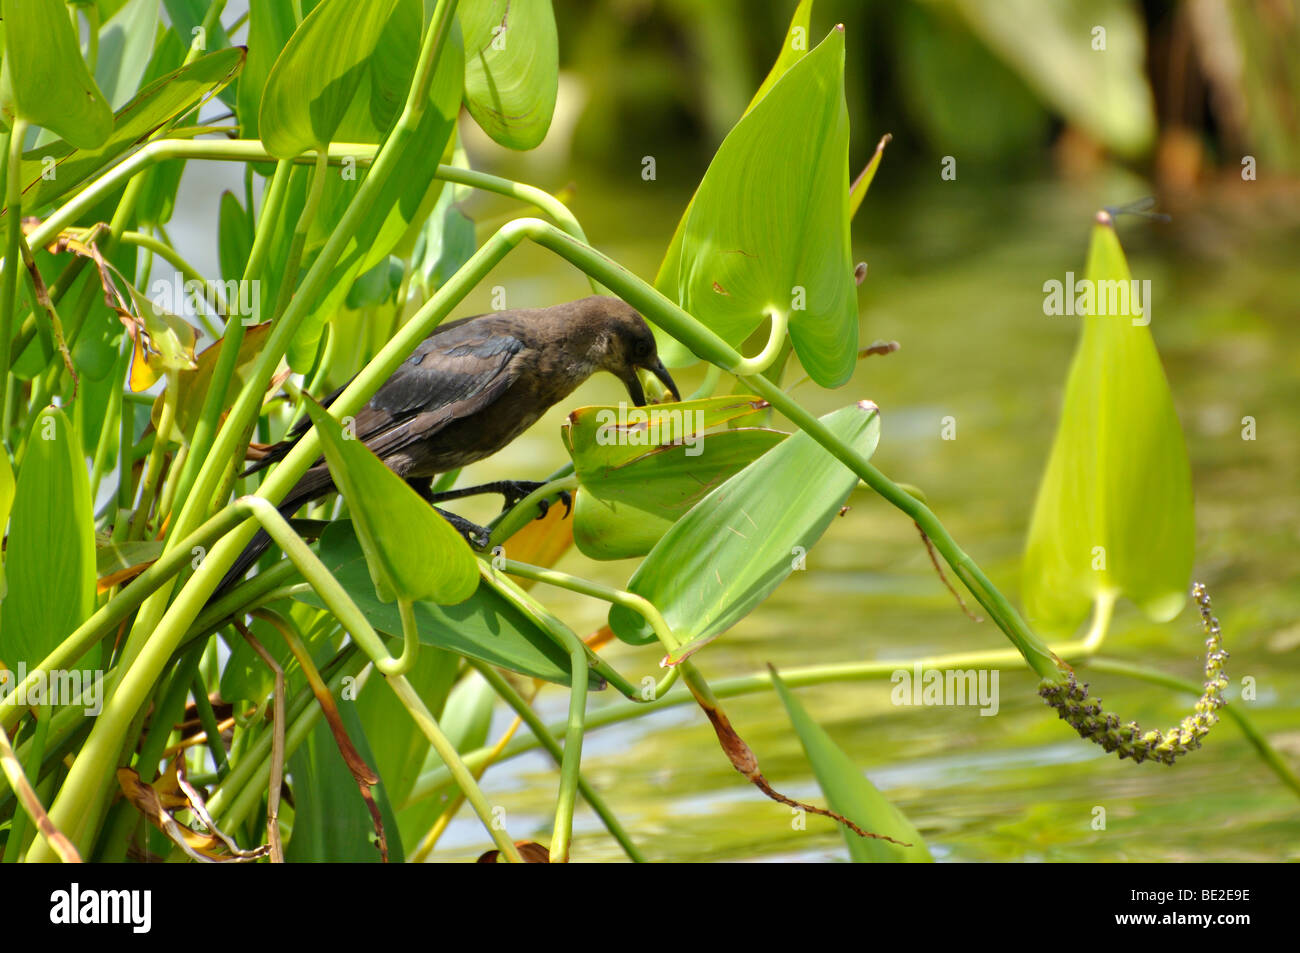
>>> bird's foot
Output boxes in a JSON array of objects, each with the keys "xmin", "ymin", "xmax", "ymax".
[
  {"xmin": 494, "ymin": 480, "xmax": 572, "ymax": 520},
  {"xmin": 495, "ymin": 479, "xmax": 544, "ymax": 507},
  {"xmin": 433, "ymin": 507, "xmax": 492, "ymax": 550},
  {"xmin": 421, "ymin": 479, "xmax": 571, "ymax": 523}
]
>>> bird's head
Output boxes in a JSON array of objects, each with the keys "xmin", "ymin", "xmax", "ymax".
[{"xmin": 577, "ymin": 296, "xmax": 680, "ymax": 406}]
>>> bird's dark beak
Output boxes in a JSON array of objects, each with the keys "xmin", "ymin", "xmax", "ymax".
[
  {"xmin": 622, "ymin": 359, "xmax": 678, "ymax": 407},
  {"xmin": 622, "ymin": 371, "xmax": 647, "ymax": 407},
  {"xmin": 646, "ymin": 358, "xmax": 680, "ymax": 403}
]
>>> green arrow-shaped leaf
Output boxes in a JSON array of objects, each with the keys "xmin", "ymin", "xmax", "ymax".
[
  {"xmin": 677, "ymin": 27, "xmax": 856, "ymax": 388},
  {"xmin": 1022, "ymin": 216, "xmax": 1194, "ymax": 632},
  {"xmin": 655, "ymin": 0, "xmax": 816, "ymax": 368}
]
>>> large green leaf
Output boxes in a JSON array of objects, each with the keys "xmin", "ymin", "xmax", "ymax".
[
  {"xmin": 459, "ymin": 0, "xmax": 558, "ymax": 150},
  {"xmin": 654, "ymin": 0, "xmax": 816, "ymax": 368},
  {"xmin": 259, "ymin": 0, "xmax": 401, "ymax": 157},
  {"xmin": 609, "ymin": 401, "xmax": 879, "ymax": 655},
  {"xmin": 301, "ymin": 398, "xmax": 479, "ymax": 605},
  {"xmin": 677, "ymin": 28, "xmax": 856, "ymax": 388},
  {"xmin": 770, "ymin": 668, "xmax": 932, "ymax": 863},
  {"xmin": 293, "ymin": 522, "xmax": 604, "ymax": 689},
  {"xmin": 0, "ymin": 408, "xmax": 97, "ymax": 670},
  {"xmin": 2, "ymin": 0, "xmax": 112, "ymax": 148},
  {"xmin": 1022, "ymin": 218, "xmax": 1194, "ymax": 631},
  {"xmin": 17, "ymin": 48, "xmax": 245, "ymax": 212},
  {"xmin": 563, "ymin": 395, "xmax": 785, "ymax": 559}
]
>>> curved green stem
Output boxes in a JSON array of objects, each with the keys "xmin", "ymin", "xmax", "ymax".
[
  {"xmin": 730, "ymin": 308, "xmax": 789, "ymax": 376},
  {"xmin": 500, "ymin": 558, "xmax": 683, "ymax": 661},
  {"xmin": 386, "ymin": 672, "xmax": 525, "ymax": 862},
  {"xmin": 412, "ymin": 636, "xmax": 1300, "ymax": 804},
  {"xmin": 1083, "ymin": 589, "xmax": 1118, "ymax": 653},
  {"xmin": 480, "ymin": 568, "xmax": 587, "ymax": 862},
  {"xmin": 390, "ymin": 598, "xmax": 421, "ymax": 678}
]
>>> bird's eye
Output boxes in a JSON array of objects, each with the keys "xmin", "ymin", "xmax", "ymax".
[{"xmin": 636, "ymin": 338, "xmax": 652, "ymax": 358}]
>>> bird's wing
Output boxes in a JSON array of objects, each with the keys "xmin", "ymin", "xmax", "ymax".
[
  {"xmin": 352, "ymin": 323, "xmax": 527, "ymax": 459},
  {"xmin": 242, "ymin": 315, "xmax": 526, "ymax": 476}
]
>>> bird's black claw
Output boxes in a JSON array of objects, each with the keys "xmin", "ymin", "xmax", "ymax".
[
  {"xmin": 499, "ymin": 480, "xmax": 545, "ymax": 508},
  {"xmin": 530, "ymin": 489, "xmax": 572, "ymax": 521}
]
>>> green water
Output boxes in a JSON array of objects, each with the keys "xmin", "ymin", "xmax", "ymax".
[{"xmin": 429, "ymin": 168, "xmax": 1300, "ymax": 862}]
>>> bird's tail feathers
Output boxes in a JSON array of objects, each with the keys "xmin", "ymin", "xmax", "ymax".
[{"xmin": 211, "ymin": 466, "xmax": 337, "ymax": 598}]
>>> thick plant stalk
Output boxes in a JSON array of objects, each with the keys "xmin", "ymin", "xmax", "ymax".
[
  {"xmin": 0, "ymin": 120, "xmax": 28, "ymax": 444},
  {"xmin": 165, "ymin": 160, "xmax": 293, "ymax": 517}
]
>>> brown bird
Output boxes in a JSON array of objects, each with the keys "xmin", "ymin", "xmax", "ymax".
[{"xmin": 217, "ymin": 296, "xmax": 678, "ymax": 593}]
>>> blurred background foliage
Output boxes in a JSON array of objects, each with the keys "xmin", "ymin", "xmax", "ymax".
[{"xmin": 533, "ymin": 0, "xmax": 1299, "ymax": 182}]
